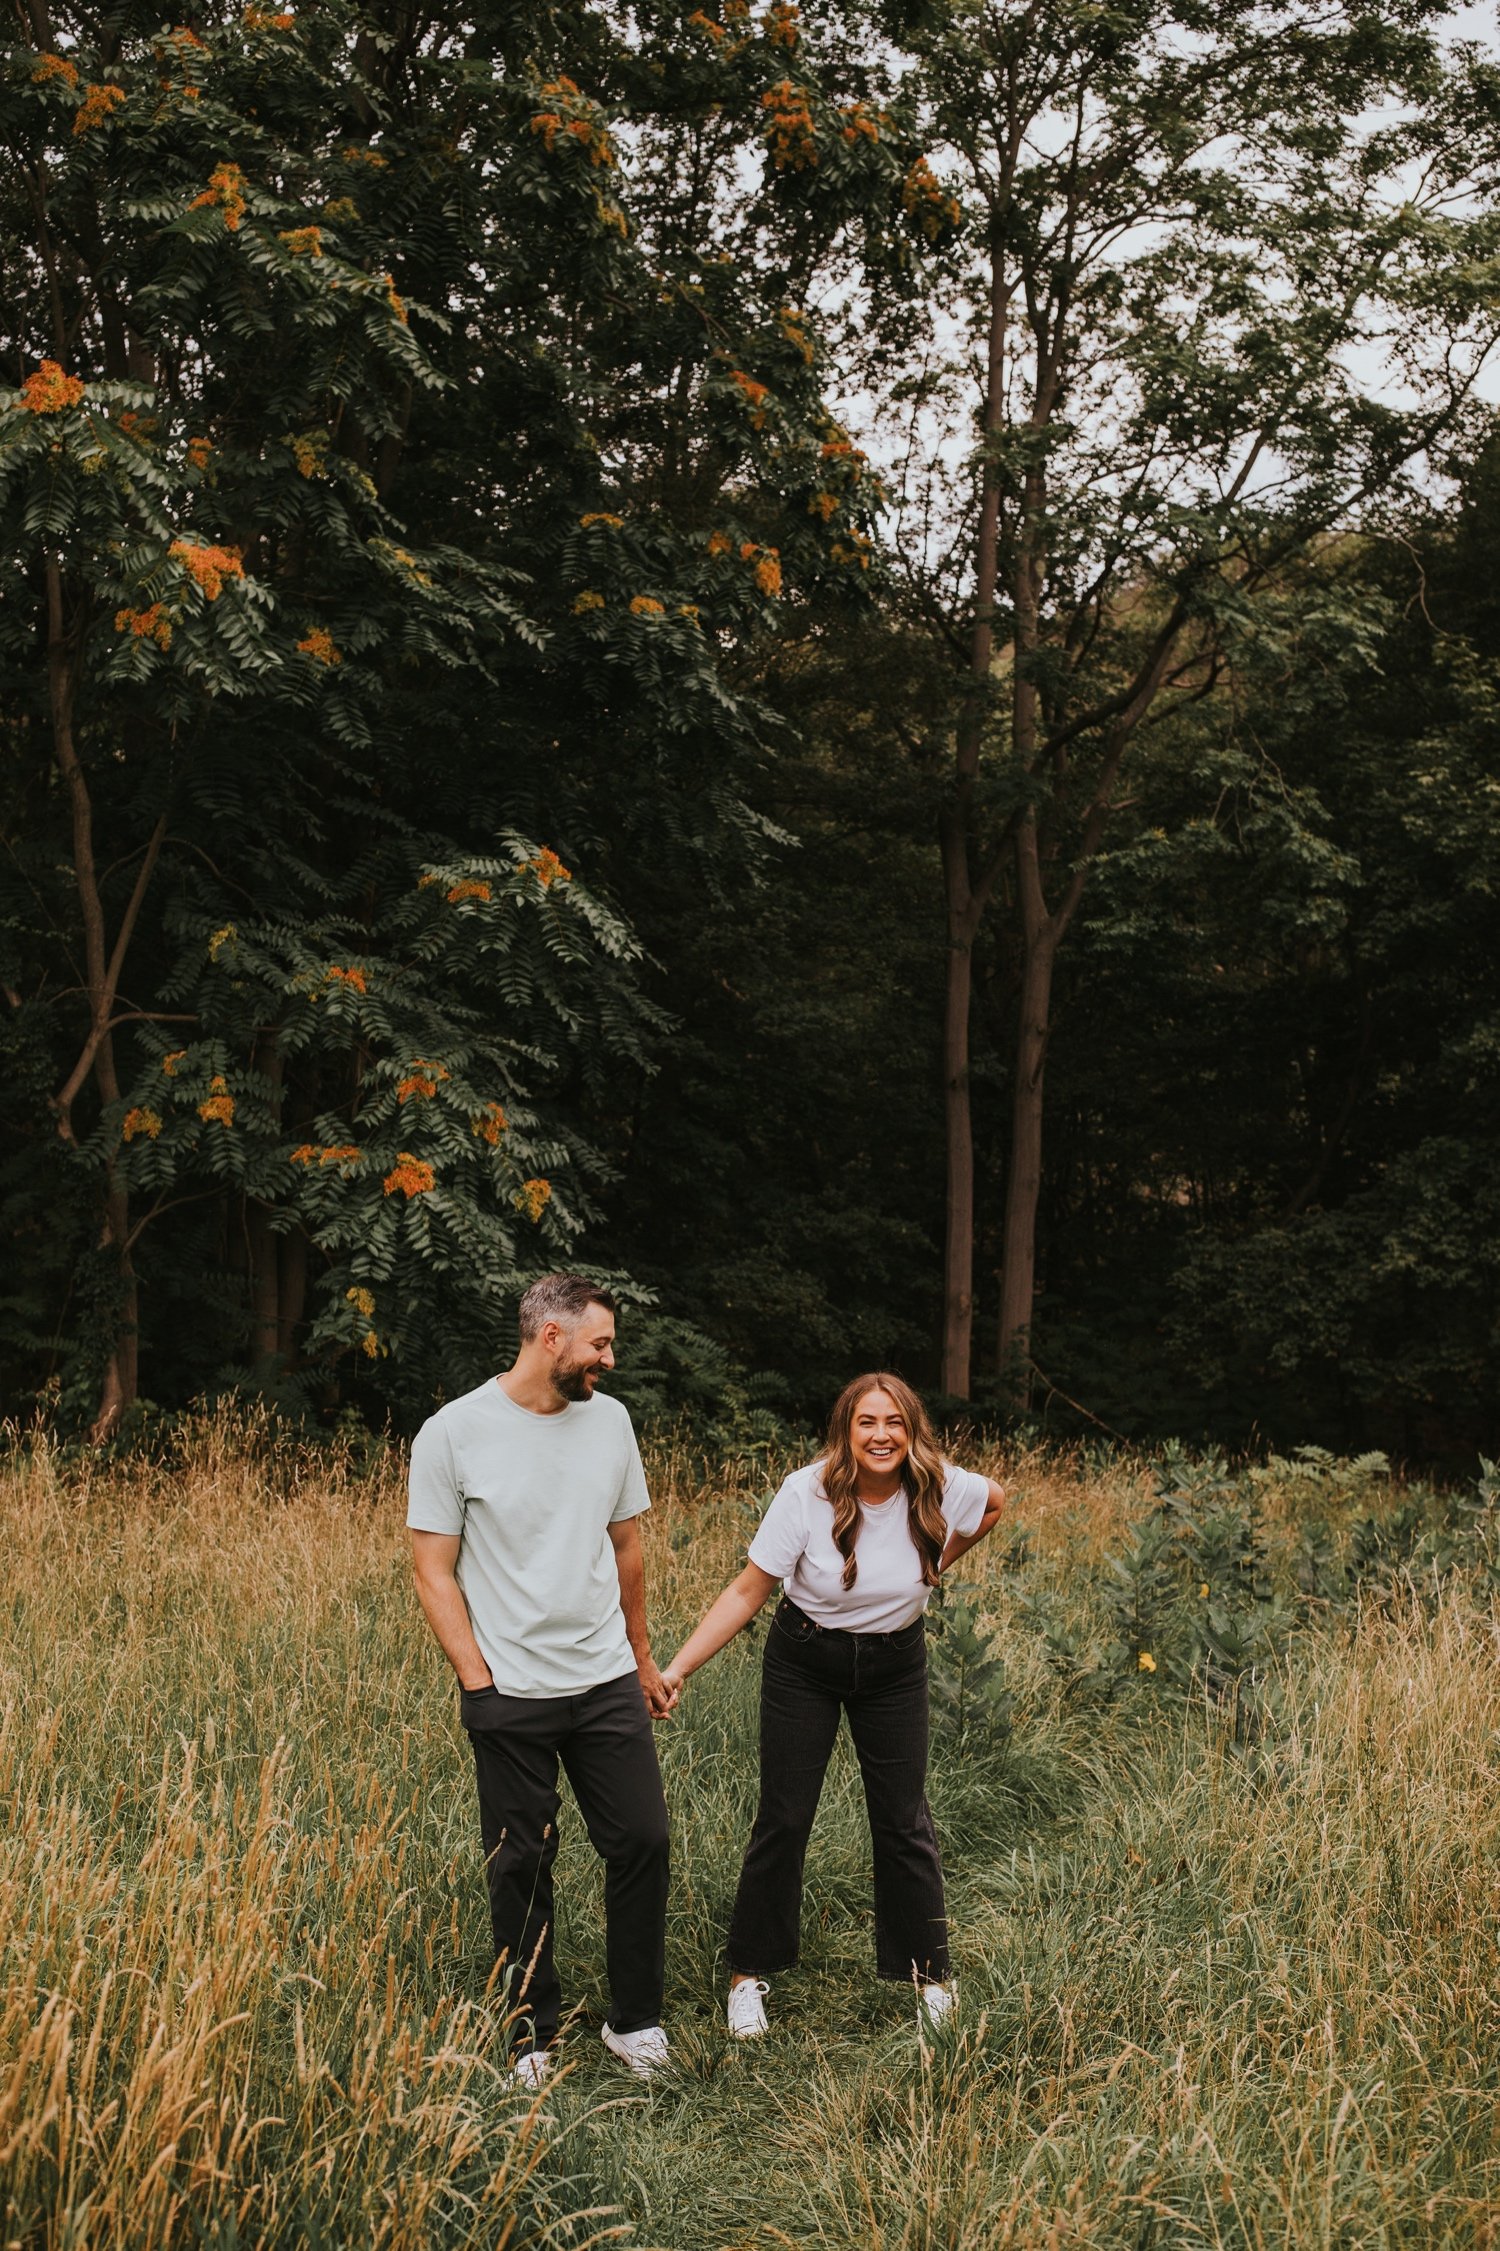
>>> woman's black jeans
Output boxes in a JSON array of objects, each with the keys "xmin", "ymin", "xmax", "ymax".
[{"xmin": 726, "ymin": 1597, "xmax": 950, "ymax": 1984}]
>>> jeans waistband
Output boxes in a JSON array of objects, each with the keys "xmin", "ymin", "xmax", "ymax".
[{"xmin": 776, "ymin": 1595, "xmax": 925, "ymax": 1647}]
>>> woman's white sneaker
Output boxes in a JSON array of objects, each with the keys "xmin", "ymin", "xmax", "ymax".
[
  {"xmin": 510, "ymin": 2048, "xmax": 553, "ymax": 2092},
  {"xmin": 919, "ymin": 1981, "xmax": 956, "ymax": 2028},
  {"xmin": 600, "ymin": 2022, "xmax": 671, "ymax": 2078},
  {"xmin": 726, "ymin": 1979, "xmax": 770, "ymax": 2039}
]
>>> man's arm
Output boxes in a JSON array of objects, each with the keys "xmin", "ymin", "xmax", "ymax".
[
  {"xmin": 410, "ymin": 1531, "xmax": 494, "ymax": 1691},
  {"xmin": 607, "ymin": 1517, "xmax": 676, "ymax": 1718}
]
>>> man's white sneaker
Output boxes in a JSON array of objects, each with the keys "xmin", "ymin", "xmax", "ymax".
[
  {"xmin": 510, "ymin": 2048, "xmax": 553, "ymax": 2092},
  {"xmin": 726, "ymin": 1979, "xmax": 770, "ymax": 2039},
  {"xmin": 919, "ymin": 1982, "xmax": 956, "ymax": 2029},
  {"xmin": 600, "ymin": 2022, "xmax": 671, "ymax": 2079}
]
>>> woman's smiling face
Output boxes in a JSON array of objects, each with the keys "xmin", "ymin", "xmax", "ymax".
[{"xmin": 849, "ymin": 1387, "xmax": 910, "ymax": 1484}]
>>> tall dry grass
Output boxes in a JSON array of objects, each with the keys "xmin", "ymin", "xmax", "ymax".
[{"xmin": 2, "ymin": 1414, "xmax": 1498, "ymax": 2248}]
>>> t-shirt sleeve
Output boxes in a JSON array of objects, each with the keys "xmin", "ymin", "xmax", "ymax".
[
  {"xmin": 941, "ymin": 1463, "xmax": 993, "ymax": 1540},
  {"xmin": 609, "ymin": 1419, "xmax": 652, "ymax": 1523},
  {"xmin": 407, "ymin": 1416, "xmax": 464, "ymax": 1535},
  {"xmin": 747, "ymin": 1477, "xmax": 809, "ymax": 1579}
]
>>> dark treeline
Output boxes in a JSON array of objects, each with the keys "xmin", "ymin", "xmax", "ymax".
[{"xmin": 4, "ymin": 0, "xmax": 1498, "ymax": 1457}]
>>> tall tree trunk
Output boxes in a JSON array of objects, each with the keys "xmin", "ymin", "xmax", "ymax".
[
  {"xmin": 938, "ymin": 222, "xmax": 1010, "ymax": 1397},
  {"xmin": 46, "ymin": 559, "xmax": 164, "ymax": 1439},
  {"xmin": 278, "ymin": 1228, "xmax": 308, "ymax": 1365},
  {"xmin": 996, "ymin": 901, "xmax": 1056, "ymax": 1400},
  {"xmin": 247, "ymin": 1200, "xmax": 280, "ymax": 1378},
  {"xmin": 939, "ymin": 819, "xmax": 975, "ymax": 1395}
]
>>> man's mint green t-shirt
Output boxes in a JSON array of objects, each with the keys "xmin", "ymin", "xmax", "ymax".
[{"xmin": 407, "ymin": 1379, "xmax": 650, "ymax": 1697}]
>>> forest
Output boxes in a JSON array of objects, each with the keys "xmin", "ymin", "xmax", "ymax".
[{"xmin": 4, "ymin": 0, "xmax": 1500, "ymax": 1458}]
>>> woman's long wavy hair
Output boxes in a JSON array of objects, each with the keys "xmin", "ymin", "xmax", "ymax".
[{"xmin": 820, "ymin": 1372, "xmax": 948, "ymax": 1591}]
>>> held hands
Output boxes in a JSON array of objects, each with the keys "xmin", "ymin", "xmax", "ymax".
[{"xmin": 639, "ymin": 1656, "xmax": 681, "ymax": 1720}]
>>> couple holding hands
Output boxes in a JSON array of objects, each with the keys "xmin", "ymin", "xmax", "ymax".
[{"xmin": 409, "ymin": 1274, "xmax": 1008, "ymax": 2088}]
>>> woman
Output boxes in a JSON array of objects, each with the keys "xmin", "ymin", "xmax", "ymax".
[{"xmin": 661, "ymin": 1372, "xmax": 1007, "ymax": 2038}]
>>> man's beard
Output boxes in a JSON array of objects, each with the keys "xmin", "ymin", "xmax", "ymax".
[{"xmin": 550, "ymin": 1357, "xmax": 600, "ymax": 1403}]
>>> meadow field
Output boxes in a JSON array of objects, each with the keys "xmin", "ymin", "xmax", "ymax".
[{"xmin": 2, "ymin": 1417, "xmax": 1498, "ymax": 2250}]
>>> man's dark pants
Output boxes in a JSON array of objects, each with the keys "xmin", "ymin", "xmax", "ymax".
[{"xmin": 460, "ymin": 1670, "xmax": 669, "ymax": 2050}]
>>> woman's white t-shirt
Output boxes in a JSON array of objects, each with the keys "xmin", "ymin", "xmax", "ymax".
[{"xmin": 748, "ymin": 1460, "xmax": 994, "ymax": 1633}]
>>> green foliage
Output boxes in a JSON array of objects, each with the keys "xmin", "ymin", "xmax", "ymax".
[{"xmin": 926, "ymin": 1582, "xmax": 1014, "ymax": 1746}]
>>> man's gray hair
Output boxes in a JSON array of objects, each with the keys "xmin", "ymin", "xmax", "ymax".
[{"xmin": 517, "ymin": 1272, "xmax": 616, "ymax": 1341}]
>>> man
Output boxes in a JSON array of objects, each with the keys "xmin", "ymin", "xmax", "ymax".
[{"xmin": 408, "ymin": 1274, "xmax": 676, "ymax": 2088}]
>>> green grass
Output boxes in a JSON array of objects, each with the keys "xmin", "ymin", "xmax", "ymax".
[{"xmin": 2, "ymin": 1417, "xmax": 1498, "ymax": 2248}]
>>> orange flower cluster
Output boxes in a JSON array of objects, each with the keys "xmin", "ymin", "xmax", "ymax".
[
  {"xmin": 688, "ymin": 9, "xmax": 727, "ymax": 37},
  {"xmin": 523, "ymin": 847, "xmax": 571, "ymax": 887},
  {"xmin": 809, "ymin": 490, "xmax": 839, "ymax": 522},
  {"xmin": 766, "ymin": 1, "xmax": 800, "ymax": 48},
  {"xmin": 208, "ymin": 924, "xmax": 236, "ymax": 960},
  {"xmin": 123, "ymin": 1106, "xmax": 162, "ymax": 1142},
  {"xmin": 171, "ymin": 540, "xmax": 244, "ymax": 599},
  {"xmin": 679, "ymin": 603, "xmax": 701, "ymax": 624},
  {"xmin": 383, "ymin": 1152, "xmax": 435, "ymax": 1198},
  {"xmin": 728, "ymin": 368, "xmax": 770, "ymax": 430},
  {"xmin": 192, "ymin": 161, "xmax": 247, "ymax": 229},
  {"xmin": 516, "ymin": 1177, "xmax": 552, "ymax": 1222},
  {"xmin": 74, "ymin": 82, "xmax": 125, "ymax": 134},
  {"xmin": 473, "ymin": 1102, "xmax": 508, "ymax": 1146},
  {"xmin": 326, "ymin": 964, "xmax": 368, "ymax": 992},
  {"xmin": 382, "ymin": 272, "xmax": 408, "ymax": 323},
  {"xmin": 707, "ymin": 529, "xmax": 734, "ymax": 557},
  {"xmin": 630, "ymin": 595, "xmax": 665, "ymax": 617},
  {"xmin": 280, "ymin": 225, "xmax": 322, "ymax": 256},
  {"xmin": 397, "ymin": 1060, "xmax": 450, "ymax": 1104},
  {"xmin": 297, "ymin": 628, "xmax": 341, "ymax": 665},
  {"xmin": 837, "ymin": 101, "xmax": 884, "ymax": 144},
  {"xmin": 19, "ymin": 361, "xmax": 84, "ymax": 414},
  {"xmin": 573, "ymin": 590, "xmax": 605, "ymax": 614},
  {"xmin": 119, "ymin": 409, "xmax": 156, "ymax": 441},
  {"xmin": 288, "ymin": 431, "xmax": 327, "ymax": 477},
  {"xmin": 323, "ymin": 195, "xmax": 358, "ymax": 225},
  {"xmin": 293, "ymin": 1143, "xmax": 361, "ymax": 1166},
  {"xmin": 778, "ymin": 306, "xmax": 814, "ymax": 365},
  {"xmin": 832, "ymin": 529, "xmax": 873, "ymax": 571},
  {"xmin": 581, "ymin": 511, "xmax": 623, "ymax": 530},
  {"xmin": 198, "ymin": 1075, "xmax": 234, "ymax": 1125},
  {"xmin": 741, "ymin": 542, "xmax": 782, "ymax": 596},
  {"xmin": 446, "ymin": 879, "xmax": 492, "ymax": 903},
  {"xmin": 162, "ymin": 1051, "xmax": 187, "ymax": 1076},
  {"xmin": 761, "ymin": 79, "xmax": 817, "ymax": 170},
  {"xmin": 341, "ymin": 144, "xmax": 387, "ymax": 167},
  {"xmin": 244, "ymin": 5, "xmax": 296, "ymax": 26},
  {"xmin": 596, "ymin": 198, "xmax": 629, "ymax": 239},
  {"xmin": 32, "ymin": 52, "xmax": 79, "ymax": 86},
  {"xmin": 114, "ymin": 603, "xmax": 173, "ymax": 650},
  {"xmin": 902, "ymin": 157, "xmax": 962, "ymax": 243},
  {"xmin": 724, "ymin": 0, "xmax": 749, "ymax": 18},
  {"xmin": 530, "ymin": 77, "xmax": 616, "ymax": 168},
  {"xmin": 346, "ymin": 1285, "xmax": 376, "ymax": 1317},
  {"xmin": 186, "ymin": 435, "xmax": 212, "ymax": 469}
]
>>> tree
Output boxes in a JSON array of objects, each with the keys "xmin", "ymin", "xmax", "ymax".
[
  {"xmin": 870, "ymin": 0, "xmax": 1500, "ymax": 1395},
  {"xmin": 1, "ymin": 0, "xmax": 887, "ymax": 1431}
]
